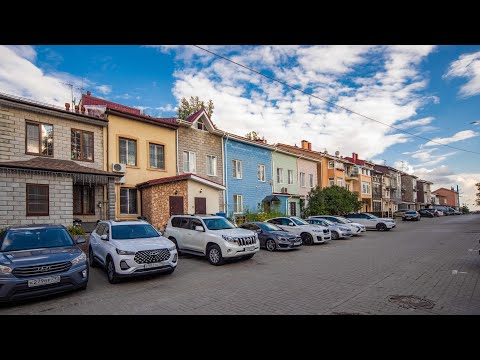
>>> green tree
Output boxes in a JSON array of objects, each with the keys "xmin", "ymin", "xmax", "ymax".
[
  {"xmin": 304, "ymin": 185, "xmax": 362, "ymax": 217},
  {"xmin": 461, "ymin": 205, "xmax": 470, "ymax": 214},
  {"xmin": 176, "ymin": 96, "xmax": 214, "ymax": 120}
]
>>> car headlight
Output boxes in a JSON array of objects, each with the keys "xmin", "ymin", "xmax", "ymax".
[
  {"xmin": 0, "ymin": 264, "xmax": 12, "ymax": 274},
  {"xmin": 71, "ymin": 253, "xmax": 87, "ymax": 266},
  {"xmin": 277, "ymin": 237, "xmax": 288, "ymax": 241},
  {"xmin": 116, "ymin": 249, "xmax": 136, "ymax": 255},
  {"xmin": 168, "ymin": 245, "xmax": 177, "ymax": 251},
  {"xmin": 222, "ymin": 235, "xmax": 239, "ymax": 245}
]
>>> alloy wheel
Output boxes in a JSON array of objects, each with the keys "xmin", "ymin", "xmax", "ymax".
[
  {"xmin": 209, "ymin": 248, "xmax": 220, "ymax": 263},
  {"xmin": 266, "ymin": 239, "xmax": 276, "ymax": 251}
]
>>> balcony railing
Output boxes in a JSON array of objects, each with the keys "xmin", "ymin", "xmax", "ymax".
[{"xmin": 345, "ymin": 172, "xmax": 359, "ymax": 180}]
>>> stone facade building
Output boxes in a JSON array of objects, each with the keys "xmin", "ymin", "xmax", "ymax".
[
  {"xmin": 400, "ymin": 173, "xmax": 418, "ymax": 210},
  {"xmin": 417, "ymin": 180, "xmax": 432, "ymax": 208}
]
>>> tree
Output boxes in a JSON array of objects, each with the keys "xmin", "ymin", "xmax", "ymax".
[
  {"xmin": 461, "ymin": 205, "xmax": 470, "ymax": 214},
  {"xmin": 304, "ymin": 185, "xmax": 362, "ymax": 217},
  {"xmin": 176, "ymin": 96, "xmax": 214, "ymax": 120}
]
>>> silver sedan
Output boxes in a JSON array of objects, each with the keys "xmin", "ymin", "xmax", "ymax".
[{"xmin": 306, "ymin": 218, "xmax": 353, "ymax": 240}]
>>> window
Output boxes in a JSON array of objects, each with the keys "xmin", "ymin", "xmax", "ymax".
[
  {"xmin": 337, "ymin": 177, "xmax": 343, "ymax": 187},
  {"xmin": 329, "ymin": 178, "xmax": 335, "ymax": 187},
  {"xmin": 346, "ymin": 183, "xmax": 350, "ymax": 191},
  {"xmin": 26, "ymin": 122, "xmax": 53, "ymax": 156},
  {"xmin": 288, "ymin": 170, "xmax": 294, "ymax": 184},
  {"xmin": 206, "ymin": 155, "xmax": 217, "ymax": 176},
  {"xmin": 120, "ymin": 188, "xmax": 138, "ymax": 215},
  {"xmin": 362, "ymin": 181, "xmax": 370, "ymax": 194},
  {"xmin": 95, "ymin": 223, "xmax": 106, "ymax": 236},
  {"xmin": 328, "ymin": 160, "xmax": 334, "ymax": 169},
  {"xmin": 197, "ymin": 119, "xmax": 207, "ymax": 131},
  {"xmin": 276, "ymin": 168, "xmax": 284, "ymax": 183},
  {"xmin": 233, "ymin": 194, "xmax": 243, "ymax": 214},
  {"xmin": 300, "ymin": 172, "xmax": 306, "ymax": 187},
  {"xmin": 258, "ymin": 164, "xmax": 266, "ymax": 182},
  {"xmin": 73, "ymin": 185, "xmax": 95, "ymax": 215},
  {"xmin": 373, "ymin": 201, "xmax": 381, "ymax": 212},
  {"xmin": 149, "ymin": 143, "xmax": 165, "ymax": 170},
  {"xmin": 26, "ymin": 184, "xmax": 49, "ymax": 216},
  {"xmin": 232, "ymin": 160, "xmax": 242, "ymax": 179},
  {"xmin": 119, "ymin": 138, "xmax": 136, "ymax": 166},
  {"xmin": 309, "ymin": 174, "xmax": 314, "ymax": 188},
  {"xmin": 71, "ymin": 129, "xmax": 94, "ymax": 161},
  {"xmin": 183, "ymin": 151, "xmax": 197, "ymax": 173}
]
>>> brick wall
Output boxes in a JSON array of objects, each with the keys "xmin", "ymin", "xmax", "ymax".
[
  {"xmin": 141, "ymin": 180, "xmax": 188, "ymax": 230},
  {"xmin": 0, "ymin": 171, "xmax": 73, "ymax": 228}
]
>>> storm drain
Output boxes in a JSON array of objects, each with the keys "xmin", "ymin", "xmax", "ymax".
[{"xmin": 388, "ymin": 295, "xmax": 435, "ymax": 310}]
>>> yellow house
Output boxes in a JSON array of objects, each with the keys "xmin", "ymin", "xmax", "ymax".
[
  {"xmin": 81, "ymin": 92, "xmax": 178, "ymax": 221},
  {"xmin": 344, "ymin": 153, "xmax": 373, "ymax": 212}
]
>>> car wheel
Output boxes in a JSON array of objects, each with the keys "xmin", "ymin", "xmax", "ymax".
[
  {"xmin": 207, "ymin": 244, "xmax": 224, "ymax": 266},
  {"xmin": 243, "ymin": 254, "xmax": 254, "ymax": 260},
  {"xmin": 402, "ymin": 218, "xmax": 406, "ymax": 221},
  {"xmin": 79, "ymin": 284, "xmax": 87, "ymax": 291},
  {"xmin": 301, "ymin": 233, "xmax": 314, "ymax": 245},
  {"xmin": 265, "ymin": 239, "xmax": 277, "ymax": 251},
  {"xmin": 88, "ymin": 246, "xmax": 97, "ymax": 268},
  {"xmin": 168, "ymin": 237, "xmax": 182, "ymax": 255},
  {"xmin": 331, "ymin": 231, "xmax": 339, "ymax": 240},
  {"xmin": 377, "ymin": 223, "xmax": 387, "ymax": 231},
  {"xmin": 106, "ymin": 256, "xmax": 120, "ymax": 284}
]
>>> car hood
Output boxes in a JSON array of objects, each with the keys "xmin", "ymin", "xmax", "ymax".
[
  {"xmin": 210, "ymin": 228, "xmax": 256, "ymax": 237},
  {"xmin": 111, "ymin": 236, "xmax": 173, "ymax": 252},
  {"xmin": 270, "ymin": 230, "xmax": 298, "ymax": 238},
  {"xmin": 0, "ymin": 246, "xmax": 82, "ymax": 267},
  {"xmin": 347, "ymin": 222, "xmax": 365, "ymax": 228}
]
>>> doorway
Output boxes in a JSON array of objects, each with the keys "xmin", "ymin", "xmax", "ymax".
[
  {"xmin": 194, "ymin": 197, "xmax": 207, "ymax": 214},
  {"xmin": 169, "ymin": 196, "xmax": 184, "ymax": 216},
  {"xmin": 289, "ymin": 202, "xmax": 297, "ymax": 216}
]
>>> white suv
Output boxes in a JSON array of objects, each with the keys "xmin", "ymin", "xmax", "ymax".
[
  {"xmin": 163, "ymin": 215, "xmax": 260, "ymax": 266},
  {"xmin": 266, "ymin": 216, "xmax": 331, "ymax": 245},
  {"xmin": 89, "ymin": 220, "xmax": 177, "ymax": 283}
]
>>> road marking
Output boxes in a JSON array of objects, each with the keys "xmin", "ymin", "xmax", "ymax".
[{"xmin": 452, "ymin": 270, "xmax": 468, "ymax": 275}]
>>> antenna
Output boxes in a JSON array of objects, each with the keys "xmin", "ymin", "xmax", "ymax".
[
  {"xmin": 382, "ymin": 159, "xmax": 387, "ymax": 165},
  {"xmin": 63, "ymin": 82, "xmax": 74, "ymax": 107}
]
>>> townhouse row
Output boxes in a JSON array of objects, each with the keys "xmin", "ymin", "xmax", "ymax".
[{"xmin": 0, "ymin": 91, "xmax": 443, "ymax": 231}]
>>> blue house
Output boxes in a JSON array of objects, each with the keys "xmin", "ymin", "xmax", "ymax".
[{"xmin": 224, "ymin": 133, "xmax": 276, "ymax": 217}]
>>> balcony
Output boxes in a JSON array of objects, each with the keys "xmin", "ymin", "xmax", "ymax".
[
  {"xmin": 345, "ymin": 172, "xmax": 359, "ymax": 180},
  {"xmin": 335, "ymin": 162, "xmax": 345, "ymax": 171}
]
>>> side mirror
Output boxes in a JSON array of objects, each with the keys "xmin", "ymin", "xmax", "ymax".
[
  {"xmin": 100, "ymin": 234, "xmax": 108, "ymax": 241},
  {"xmin": 195, "ymin": 225, "xmax": 205, "ymax": 232},
  {"xmin": 256, "ymin": 229, "xmax": 262, "ymax": 233},
  {"xmin": 76, "ymin": 236, "xmax": 86, "ymax": 244}
]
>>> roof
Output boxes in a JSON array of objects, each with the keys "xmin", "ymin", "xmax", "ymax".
[
  {"xmin": 262, "ymin": 195, "xmax": 281, "ymax": 203},
  {"xmin": 344, "ymin": 156, "xmax": 365, "ymax": 166},
  {"xmin": 417, "ymin": 179, "xmax": 433, "ymax": 184},
  {"xmin": 184, "ymin": 108, "xmax": 205, "ymax": 123},
  {"xmin": 137, "ymin": 173, "xmax": 226, "ymax": 190},
  {"xmin": 0, "ymin": 157, "xmax": 122, "ymax": 177},
  {"xmin": 432, "ymin": 188, "xmax": 458, "ymax": 194},
  {"xmin": 225, "ymin": 132, "xmax": 276, "ymax": 150},
  {"xmin": 276, "ymin": 143, "xmax": 354, "ymax": 164},
  {"xmin": 81, "ymin": 93, "xmax": 141, "ymax": 115}
]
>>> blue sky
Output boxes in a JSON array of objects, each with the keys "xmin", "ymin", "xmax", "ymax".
[{"xmin": 0, "ymin": 45, "xmax": 479, "ymax": 208}]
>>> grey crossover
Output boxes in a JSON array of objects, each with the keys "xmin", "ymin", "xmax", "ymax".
[
  {"xmin": 306, "ymin": 218, "xmax": 353, "ymax": 239},
  {"xmin": 239, "ymin": 222, "xmax": 302, "ymax": 251},
  {"xmin": 0, "ymin": 224, "xmax": 88, "ymax": 302}
]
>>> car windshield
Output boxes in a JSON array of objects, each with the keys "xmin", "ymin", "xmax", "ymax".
[
  {"xmin": 258, "ymin": 222, "xmax": 282, "ymax": 231},
  {"xmin": 290, "ymin": 217, "xmax": 309, "ymax": 225},
  {"xmin": 203, "ymin": 218, "xmax": 236, "ymax": 230},
  {"xmin": 322, "ymin": 219, "xmax": 335, "ymax": 226},
  {"xmin": 335, "ymin": 217, "xmax": 352, "ymax": 224},
  {"xmin": 0, "ymin": 228, "xmax": 74, "ymax": 252},
  {"xmin": 406, "ymin": 211, "xmax": 416, "ymax": 214},
  {"xmin": 366, "ymin": 214, "xmax": 378, "ymax": 219},
  {"xmin": 111, "ymin": 224, "xmax": 160, "ymax": 240}
]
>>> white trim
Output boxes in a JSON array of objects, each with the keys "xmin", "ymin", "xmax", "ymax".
[{"xmin": 206, "ymin": 154, "xmax": 217, "ymax": 176}]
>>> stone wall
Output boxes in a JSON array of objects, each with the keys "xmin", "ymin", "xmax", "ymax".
[
  {"xmin": 0, "ymin": 170, "xmax": 73, "ymax": 228},
  {"xmin": 141, "ymin": 180, "xmax": 188, "ymax": 230}
]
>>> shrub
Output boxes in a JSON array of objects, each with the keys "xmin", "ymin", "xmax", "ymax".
[
  {"xmin": 243, "ymin": 209, "xmax": 285, "ymax": 223},
  {"xmin": 67, "ymin": 225, "xmax": 86, "ymax": 237}
]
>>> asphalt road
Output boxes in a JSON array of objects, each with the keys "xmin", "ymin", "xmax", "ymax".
[{"xmin": 1, "ymin": 214, "xmax": 480, "ymax": 314}]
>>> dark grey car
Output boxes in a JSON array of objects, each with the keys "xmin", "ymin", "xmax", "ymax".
[
  {"xmin": 0, "ymin": 224, "xmax": 88, "ymax": 303},
  {"xmin": 239, "ymin": 222, "xmax": 302, "ymax": 251}
]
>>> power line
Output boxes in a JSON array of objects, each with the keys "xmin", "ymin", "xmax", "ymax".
[{"xmin": 192, "ymin": 45, "xmax": 480, "ymax": 155}]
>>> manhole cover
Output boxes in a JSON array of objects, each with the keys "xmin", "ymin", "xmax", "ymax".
[
  {"xmin": 331, "ymin": 312, "xmax": 364, "ymax": 315},
  {"xmin": 388, "ymin": 295, "xmax": 435, "ymax": 310}
]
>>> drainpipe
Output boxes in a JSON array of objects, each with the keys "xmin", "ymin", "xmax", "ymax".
[
  {"xmin": 223, "ymin": 132, "xmax": 229, "ymax": 215},
  {"xmin": 176, "ymin": 126, "xmax": 179, "ymax": 175}
]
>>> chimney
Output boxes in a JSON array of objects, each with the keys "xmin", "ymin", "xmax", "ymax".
[
  {"xmin": 301, "ymin": 140, "xmax": 309, "ymax": 150},
  {"xmin": 65, "ymin": 103, "xmax": 70, "ymax": 112},
  {"xmin": 352, "ymin": 152, "xmax": 358, "ymax": 163},
  {"xmin": 307, "ymin": 142, "xmax": 312, "ymax": 151},
  {"xmin": 86, "ymin": 91, "xmax": 91, "ymax": 96}
]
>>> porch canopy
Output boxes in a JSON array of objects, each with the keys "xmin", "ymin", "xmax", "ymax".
[{"xmin": 262, "ymin": 195, "xmax": 281, "ymax": 204}]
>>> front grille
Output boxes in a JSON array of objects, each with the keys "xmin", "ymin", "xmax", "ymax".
[
  {"xmin": 12, "ymin": 261, "xmax": 72, "ymax": 278},
  {"xmin": 237, "ymin": 236, "xmax": 256, "ymax": 246},
  {"xmin": 134, "ymin": 249, "xmax": 170, "ymax": 264},
  {"xmin": 292, "ymin": 237, "xmax": 301, "ymax": 243}
]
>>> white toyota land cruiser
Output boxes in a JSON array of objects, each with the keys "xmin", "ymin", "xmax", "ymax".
[{"xmin": 163, "ymin": 215, "xmax": 260, "ymax": 266}]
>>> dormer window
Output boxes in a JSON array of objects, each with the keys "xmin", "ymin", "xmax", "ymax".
[{"xmin": 197, "ymin": 119, "xmax": 207, "ymax": 131}]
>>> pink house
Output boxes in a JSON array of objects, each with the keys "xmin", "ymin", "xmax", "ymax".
[{"xmin": 297, "ymin": 157, "xmax": 318, "ymax": 205}]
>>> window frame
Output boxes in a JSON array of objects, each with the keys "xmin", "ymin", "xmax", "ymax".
[
  {"xmin": 196, "ymin": 119, "xmax": 207, "ymax": 131},
  {"xmin": 337, "ymin": 177, "xmax": 343, "ymax": 187},
  {"xmin": 328, "ymin": 178, "xmax": 335, "ymax": 187},
  {"xmin": 148, "ymin": 142, "xmax": 166, "ymax": 170},
  {"xmin": 71, "ymin": 128, "xmax": 94, "ymax": 162},
  {"xmin": 233, "ymin": 194, "xmax": 244, "ymax": 214},
  {"xmin": 183, "ymin": 151, "xmax": 197, "ymax": 173},
  {"xmin": 119, "ymin": 137, "xmax": 137, "ymax": 167},
  {"xmin": 300, "ymin": 172, "xmax": 306, "ymax": 187},
  {"xmin": 25, "ymin": 121, "xmax": 54, "ymax": 157},
  {"xmin": 119, "ymin": 187, "xmax": 138, "ymax": 215},
  {"xmin": 73, "ymin": 185, "xmax": 95, "ymax": 215},
  {"xmin": 206, "ymin": 155, "xmax": 217, "ymax": 176},
  {"xmin": 232, "ymin": 160, "xmax": 242, "ymax": 179},
  {"xmin": 257, "ymin": 164, "xmax": 266, "ymax": 182},
  {"xmin": 361, "ymin": 181, "xmax": 371, "ymax": 195},
  {"xmin": 277, "ymin": 168, "xmax": 284, "ymax": 184},
  {"xmin": 309, "ymin": 174, "xmax": 314, "ymax": 188},
  {"xmin": 26, "ymin": 183, "xmax": 49, "ymax": 216},
  {"xmin": 328, "ymin": 160, "xmax": 334, "ymax": 169}
]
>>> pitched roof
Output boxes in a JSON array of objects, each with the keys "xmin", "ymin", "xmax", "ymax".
[
  {"xmin": 432, "ymin": 188, "xmax": 458, "ymax": 194},
  {"xmin": 0, "ymin": 157, "xmax": 121, "ymax": 177},
  {"xmin": 276, "ymin": 143, "xmax": 353, "ymax": 164},
  {"xmin": 184, "ymin": 108, "xmax": 205, "ymax": 123},
  {"xmin": 137, "ymin": 173, "xmax": 225, "ymax": 190},
  {"xmin": 344, "ymin": 156, "xmax": 365, "ymax": 166}
]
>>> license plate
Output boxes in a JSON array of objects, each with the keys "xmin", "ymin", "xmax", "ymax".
[
  {"xmin": 246, "ymin": 246, "xmax": 255, "ymax": 251},
  {"xmin": 144, "ymin": 262, "xmax": 164, "ymax": 269},
  {"xmin": 28, "ymin": 276, "xmax": 60, "ymax": 288}
]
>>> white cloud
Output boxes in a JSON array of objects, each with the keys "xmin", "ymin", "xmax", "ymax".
[
  {"xmin": 444, "ymin": 51, "xmax": 480, "ymax": 98},
  {"xmin": 424, "ymin": 130, "xmax": 479, "ymax": 147},
  {"xmin": 394, "ymin": 160, "xmax": 415, "ymax": 174},
  {"xmin": 115, "ymin": 93, "xmax": 131, "ymax": 100},
  {"xmin": 397, "ymin": 117, "xmax": 434, "ymax": 129},
  {"xmin": 95, "ymin": 84, "xmax": 112, "ymax": 95},
  {"xmin": 133, "ymin": 106, "xmax": 150, "ymax": 113},
  {"xmin": 155, "ymin": 104, "xmax": 175, "ymax": 112},
  {"xmin": 5, "ymin": 45, "xmax": 37, "ymax": 62}
]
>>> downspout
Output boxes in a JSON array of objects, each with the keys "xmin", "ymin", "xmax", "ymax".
[
  {"xmin": 223, "ymin": 132, "xmax": 229, "ymax": 215},
  {"xmin": 176, "ymin": 126, "xmax": 179, "ymax": 175},
  {"xmin": 104, "ymin": 121, "xmax": 110, "ymax": 220}
]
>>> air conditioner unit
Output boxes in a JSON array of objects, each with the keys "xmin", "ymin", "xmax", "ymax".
[
  {"xmin": 281, "ymin": 187, "xmax": 288, "ymax": 193},
  {"xmin": 115, "ymin": 175, "xmax": 126, "ymax": 184},
  {"xmin": 112, "ymin": 163, "xmax": 126, "ymax": 173}
]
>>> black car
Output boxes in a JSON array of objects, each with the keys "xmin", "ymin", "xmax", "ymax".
[
  {"xmin": 239, "ymin": 222, "xmax": 302, "ymax": 251},
  {"xmin": 418, "ymin": 209, "xmax": 434, "ymax": 218},
  {"xmin": 0, "ymin": 224, "xmax": 88, "ymax": 303},
  {"xmin": 402, "ymin": 211, "xmax": 420, "ymax": 221}
]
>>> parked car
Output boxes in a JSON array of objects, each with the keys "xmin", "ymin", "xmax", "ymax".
[
  {"xmin": 444, "ymin": 207, "xmax": 456, "ymax": 216},
  {"xmin": 164, "ymin": 215, "xmax": 259, "ymax": 265},
  {"xmin": 344, "ymin": 213, "xmax": 396, "ymax": 231},
  {"xmin": 266, "ymin": 216, "xmax": 330, "ymax": 245},
  {"xmin": 308, "ymin": 215, "xmax": 366, "ymax": 235},
  {"xmin": 402, "ymin": 211, "xmax": 421, "ymax": 221},
  {"xmin": 453, "ymin": 209, "xmax": 462, "ymax": 215},
  {"xmin": 422, "ymin": 208, "xmax": 441, "ymax": 217},
  {"xmin": 0, "ymin": 224, "xmax": 88, "ymax": 302},
  {"xmin": 306, "ymin": 218, "xmax": 352, "ymax": 239},
  {"xmin": 393, "ymin": 209, "xmax": 409, "ymax": 217},
  {"xmin": 418, "ymin": 209, "xmax": 435, "ymax": 218},
  {"xmin": 239, "ymin": 222, "xmax": 302, "ymax": 251},
  {"xmin": 89, "ymin": 220, "xmax": 177, "ymax": 283}
]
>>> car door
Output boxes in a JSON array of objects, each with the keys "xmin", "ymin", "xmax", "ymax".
[
  {"xmin": 363, "ymin": 214, "xmax": 379, "ymax": 228},
  {"xmin": 174, "ymin": 217, "xmax": 191, "ymax": 249},
  {"xmin": 249, "ymin": 224, "xmax": 266, "ymax": 245},
  {"xmin": 186, "ymin": 218, "xmax": 206, "ymax": 253},
  {"xmin": 97, "ymin": 223, "xmax": 112, "ymax": 263},
  {"xmin": 89, "ymin": 223, "xmax": 104, "ymax": 262}
]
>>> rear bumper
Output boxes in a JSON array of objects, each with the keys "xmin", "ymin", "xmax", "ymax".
[{"xmin": 0, "ymin": 264, "xmax": 88, "ymax": 303}]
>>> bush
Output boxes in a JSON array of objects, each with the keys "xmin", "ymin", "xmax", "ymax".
[
  {"xmin": 240, "ymin": 209, "xmax": 284, "ymax": 224},
  {"xmin": 67, "ymin": 225, "xmax": 86, "ymax": 237},
  {"xmin": 304, "ymin": 185, "xmax": 362, "ymax": 217}
]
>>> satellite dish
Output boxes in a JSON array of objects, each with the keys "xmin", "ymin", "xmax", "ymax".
[{"xmin": 335, "ymin": 151, "xmax": 340, "ymax": 156}]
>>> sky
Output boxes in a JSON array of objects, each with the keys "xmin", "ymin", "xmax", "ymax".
[{"xmin": 1, "ymin": 45, "xmax": 479, "ymax": 209}]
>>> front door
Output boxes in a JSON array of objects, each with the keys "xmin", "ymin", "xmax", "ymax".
[
  {"xmin": 195, "ymin": 197, "xmax": 207, "ymax": 214},
  {"xmin": 289, "ymin": 202, "xmax": 297, "ymax": 216},
  {"xmin": 169, "ymin": 196, "xmax": 184, "ymax": 216}
]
